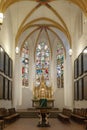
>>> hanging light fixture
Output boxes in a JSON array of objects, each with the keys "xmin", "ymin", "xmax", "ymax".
[
  {"xmin": 0, "ymin": 12, "xmax": 3, "ymax": 25},
  {"xmin": 69, "ymin": 49, "xmax": 73, "ymax": 56},
  {"xmin": 15, "ymin": 2, "xmax": 20, "ymax": 54},
  {"xmin": 83, "ymin": 48, "xmax": 87, "ymax": 54},
  {"xmin": 15, "ymin": 46, "xmax": 20, "ymax": 54}
]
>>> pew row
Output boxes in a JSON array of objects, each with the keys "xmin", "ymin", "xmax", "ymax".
[
  {"xmin": 71, "ymin": 108, "xmax": 87, "ymax": 123},
  {"xmin": 0, "ymin": 108, "xmax": 20, "ymax": 125},
  {"xmin": 58, "ymin": 108, "xmax": 72, "ymax": 123}
]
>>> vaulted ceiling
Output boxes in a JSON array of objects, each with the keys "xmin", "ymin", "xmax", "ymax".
[{"xmin": 0, "ymin": 0, "xmax": 87, "ymax": 53}]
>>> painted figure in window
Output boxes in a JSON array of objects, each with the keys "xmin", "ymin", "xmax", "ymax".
[
  {"xmin": 21, "ymin": 42, "xmax": 29, "ymax": 87},
  {"xmin": 35, "ymin": 42, "xmax": 50, "ymax": 86},
  {"xmin": 56, "ymin": 44, "xmax": 64, "ymax": 88}
]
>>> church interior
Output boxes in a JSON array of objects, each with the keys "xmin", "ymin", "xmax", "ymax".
[{"xmin": 0, "ymin": 0, "xmax": 87, "ymax": 129}]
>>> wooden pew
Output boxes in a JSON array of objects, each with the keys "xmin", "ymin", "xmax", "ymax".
[
  {"xmin": 71, "ymin": 108, "xmax": 86, "ymax": 123},
  {"xmin": 4, "ymin": 108, "xmax": 20, "ymax": 124},
  {"xmin": 58, "ymin": 108, "xmax": 72, "ymax": 123},
  {"xmin": 0, "ymin": 120, "xmax": 4, "ymax": 130}
]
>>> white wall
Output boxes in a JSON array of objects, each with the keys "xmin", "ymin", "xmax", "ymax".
[
  {"xmin": 0, "ymin": 10, "xmax": 14, "ymax": 108},
  {"xmin": 14, "ymin": 39, "xmax": 35, "ymax": 109},
  {"xmin": 72, "ymin": 13, "xmax": 87, "ymax": 108}
]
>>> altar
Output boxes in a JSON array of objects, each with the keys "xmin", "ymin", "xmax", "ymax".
[
  {"xmin": 32, "ymin": 75, "xmax": 54, "ymax": 127},
  {"xmin": 32, "ymin": 75, "xmax": 54, "ymax": 108},
  {"xmin": 32, "ymin": 99, "xmax": 54, "ymax": 108}
]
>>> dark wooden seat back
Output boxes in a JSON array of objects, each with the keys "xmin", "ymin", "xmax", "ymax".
[
  {"xmin": 0, "ymin": 108, "xmax": 8, "ymax": 116},
  {"xmin": 8, "ymin": 108, "xmax": 16, "ymax": 115},
  {"xmin": 62, "ymin": 108, "xmax": 72, "ymax": 117}
]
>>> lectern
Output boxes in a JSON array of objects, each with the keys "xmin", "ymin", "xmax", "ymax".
[
  {"xmin": 36, "ymin": 99, "xmax": 51, "ymax": 127},
  {"xmin": 39, "ymin": 99, "xmax": 47, "ymax": 107}
]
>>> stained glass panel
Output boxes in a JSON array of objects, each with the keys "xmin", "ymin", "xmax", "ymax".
[
  {"xmin": 21, "ymin": 43, "xmax": 29, "ymax": 87},
  {"xmin": 56, "ymin": 44, "xmax": 64, "ymax": 88},
  {"xmin": 35, "ymin": 42, "xmax": 50, "ymax": 86}
]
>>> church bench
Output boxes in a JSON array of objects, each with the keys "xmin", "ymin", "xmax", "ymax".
[
  {"xmin": 0, "ymin": 108, "xmax": 9, "ymax": 119},
  {"xmin": 8, "ymin": 108, "xmax": 20, "ymax": 118},
  {"xmin": 0, "ymin": 120, "xmax": 4, "ymax": 130},
  {"xmin": 0, "ymin": 108, "xmax": 9, "ymax": 127},
  {"xmin": 58, "ymin": 113, "xmax": 70, "ymax": 122},
  {"xmin": 58, "ymin": 108, "xmax": 72, "ymax": 123},
  {"xmin": 71, "ymin": 108, "xmax": 87, "ymax": 123},
  {"xmin": 4, "ymin": 108, "xmax": 20, "ymax": 124},
  {"xmin": 84, "ymin": 120, "xmax": 87, "ymax": 130}
]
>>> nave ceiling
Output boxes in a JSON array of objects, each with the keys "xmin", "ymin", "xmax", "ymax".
[{"xmin": 0, "ymin": 0, "xmax": 87, "ymax": 54}]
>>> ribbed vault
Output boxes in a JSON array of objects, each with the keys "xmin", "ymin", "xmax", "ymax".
[{"xmin": 0, "ymin": 0, "xmax": 86, "ymax": 55}]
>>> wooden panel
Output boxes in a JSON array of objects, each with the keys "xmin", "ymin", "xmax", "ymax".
[
  {"xmin": 83, "ymin": 75, "xmax": 87, "ymax": 100},
  {"xmin": 74, "ymin": 81, "xmax": 79, "ymax": 100},
  {"xmin": 78, "ymin": 78, "xmax": 83, "ymax": 100},
  {"xmin": 0, "ymin": 74, "xmax": 4, "ymax": 99}
]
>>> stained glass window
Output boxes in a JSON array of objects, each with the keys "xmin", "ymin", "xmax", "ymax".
[
  {"xmin": 56, "ymin": 44, "xmax": 64, "ymax": 88},
  {"xmin": 35, "ymin": 42, "xmax": 50, "ymax": 86},
  {"xmin": 21, "ymin": 42, "xmax": 29, "ymax": 87}
]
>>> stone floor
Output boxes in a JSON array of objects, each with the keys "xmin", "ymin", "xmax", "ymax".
[{"xmin": 4, "ymin": 118, "xmax": 85, "ymax": 130}]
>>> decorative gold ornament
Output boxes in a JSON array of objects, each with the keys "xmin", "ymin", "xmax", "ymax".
[{"xmin": 33, "ymin": 75, "xmax": 53, "ymax": 99}]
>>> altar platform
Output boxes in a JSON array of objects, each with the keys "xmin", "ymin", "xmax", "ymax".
[{"xmin": 17, "ymin": 108, "xmax": 59, "ymax": 118}]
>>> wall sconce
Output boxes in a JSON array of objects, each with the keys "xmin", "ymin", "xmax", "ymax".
[
  {"xmin": 0, "ymin": 12, "xmax": 3, "ymax": 25},
  {"xmin": 15, "ymin": 46, "xmax": 19, "ymax": 54},
  {"xmin": 83, "ymin": 47, "xmax": 87, "ymax": 54},
  {"xmin": 69, "ymin": 49, "xmax": 73, "ymax": 56}
]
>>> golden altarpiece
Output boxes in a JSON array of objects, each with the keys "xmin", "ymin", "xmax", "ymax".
[{"xmin": 32, "ymin": 75, "xmax": 54, "ymax": 108}]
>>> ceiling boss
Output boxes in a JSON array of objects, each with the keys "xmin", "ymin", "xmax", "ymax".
[{"xmin": 36, "ymin": 0, "xmax": 54, "ymax": 5}]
